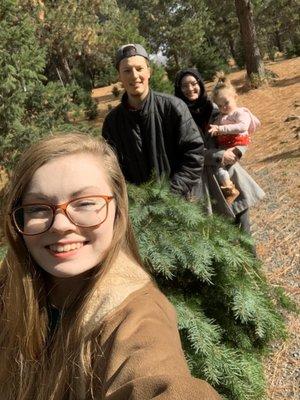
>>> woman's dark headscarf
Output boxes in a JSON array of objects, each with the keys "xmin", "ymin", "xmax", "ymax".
[{"xmin": 174, "ymin": 68, "xmax": 214, "ymax": 133}]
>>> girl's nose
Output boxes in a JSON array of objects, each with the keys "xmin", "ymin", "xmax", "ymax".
[{"xmin": 50, "ymin": 210, "xmax": 76, "ymax": 233}]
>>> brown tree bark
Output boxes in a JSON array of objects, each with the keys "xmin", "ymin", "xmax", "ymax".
[{"xmin": 234, "ymin": 0, "xmax": 265, "ymax": 78}]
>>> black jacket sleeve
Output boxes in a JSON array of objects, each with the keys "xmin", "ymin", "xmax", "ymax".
[
  {"xmin": 102, "ymin": 114, "xmax": 111, "ymax": 143},
  {"xmin": 170, "ymin": 101, "xmax": 204, "ymax": 198},
  {"xmin": 102, "ymin": 112, "xmax": 121, "ymax": 161}
]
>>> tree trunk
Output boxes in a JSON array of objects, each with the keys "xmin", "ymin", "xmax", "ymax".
[
  {"xmin": 274, "ymin": 30, "xmax": 283, "ymax": 52},
  {"xmin": 227, "ymin": 36, "xmax": 236, "ymax": 59},
  {"xmin": 60, "ymin": 56, "xmax": 72, "ymax": 83},
  {"xmin": 234, "ymin": 0, "xmax": 265, "ymax": 78},
  {"xmin": 172, "ymin": 51, "xmax": 180, "ymax": 71}
]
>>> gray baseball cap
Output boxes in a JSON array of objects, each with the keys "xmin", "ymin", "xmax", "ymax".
[{"xmin": 115, "ymin": 44, "xmax": 149, "ymax": 69}]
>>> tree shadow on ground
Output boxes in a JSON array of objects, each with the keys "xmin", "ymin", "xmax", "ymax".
[
  {"xmin": 272, "ymin": 75, "xmax": 300, "ymax": 88},
  {"xmin": 232, "ymin": 72, "xmax": 300, "ymax": 93},
  {"xmin": 259, "ymin": 149, "xmax": 300, "ymax": 163}
]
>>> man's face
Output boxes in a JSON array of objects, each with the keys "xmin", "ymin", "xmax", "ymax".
[{"xmin": 118, "ymin": 56, "xmax": 150, "ymax": 101}]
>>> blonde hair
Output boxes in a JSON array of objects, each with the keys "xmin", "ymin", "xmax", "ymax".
[
  {"xmin": 211, "ymin": 71, "xmax": 237, "ymax": 103},
  {"xmin": 0, "ymin": 132, "xmax": 143, "ymax": 399}
]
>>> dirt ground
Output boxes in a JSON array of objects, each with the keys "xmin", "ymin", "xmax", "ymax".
[
  {"xmin": 237, "ymin": 59, "xmax": 300, "ymax": 400},
  {"xmin": 92, "ymin": 58, "xmax": 300, "ymax": 399}
]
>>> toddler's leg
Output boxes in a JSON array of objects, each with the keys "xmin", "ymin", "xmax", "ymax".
[
  {"xmin": 216, "ymin": 167, "xmax": 240, "ymax": 205},
  {"xmin": 216, "ymin": 167, "xmax": 231, "ymax": 186}
]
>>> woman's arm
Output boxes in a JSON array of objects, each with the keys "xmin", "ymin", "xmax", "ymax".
[{"xmin": 204, "ymin": 147, "xmax": 238, "ymax": 167}]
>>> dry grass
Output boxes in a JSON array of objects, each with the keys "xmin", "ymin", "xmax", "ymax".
[{"xmin": 235, "ymin": 58, "xmax": 300, "ymax": 400}]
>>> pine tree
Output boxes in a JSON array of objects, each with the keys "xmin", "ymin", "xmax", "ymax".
[
  {"xmin": 0, "ymin": 0, "xmax": 73, "ymax": 168},
  {"xmin": 0, "ymin": 0, "xmax": 45, "ymax": 162},
  {"xmin": 128, "ymin": 180, "xmax": 286, "ymax": 400}
]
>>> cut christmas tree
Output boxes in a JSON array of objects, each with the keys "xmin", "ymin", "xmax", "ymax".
[{"xmin": 128, "ymin": 180, "xmax": 286, "ymax": 400}]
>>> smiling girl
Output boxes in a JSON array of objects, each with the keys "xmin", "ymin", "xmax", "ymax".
[{"xmin": 0, "ymin": 133, "xmax": 220, "ymax": 399}]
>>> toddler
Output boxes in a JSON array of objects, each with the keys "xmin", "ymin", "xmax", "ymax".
[{"xmin": 209, "ymin": 72, "xmax": 260, "ymax": 204}]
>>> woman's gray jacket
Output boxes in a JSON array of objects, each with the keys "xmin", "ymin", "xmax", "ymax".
[{"xmin": 200, "ymin": 133, "xmax": 265, "ymax": 218}]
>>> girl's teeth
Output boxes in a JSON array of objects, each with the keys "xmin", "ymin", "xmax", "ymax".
[{"xmin": 49, "ymin": 242, "xmax": 84, "ymax": 253}]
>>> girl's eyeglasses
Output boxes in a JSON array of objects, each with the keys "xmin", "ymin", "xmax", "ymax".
[
  {"xmin": 11, "ymin": 195, "xmax": 114, "ymax": 236},
  {"xmin": 181, "ymin": 81, "xmax": 199, "ymax": 91}
]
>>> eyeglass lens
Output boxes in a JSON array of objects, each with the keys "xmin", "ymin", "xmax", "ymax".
[{"xmin": 13, "ymin": 197, "xmax": 108, "ymax": 235}]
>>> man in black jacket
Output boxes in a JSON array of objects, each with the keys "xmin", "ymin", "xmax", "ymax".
[{"xmin": 102, "ymin": 43, "xmax": 204, "ymax": 198}]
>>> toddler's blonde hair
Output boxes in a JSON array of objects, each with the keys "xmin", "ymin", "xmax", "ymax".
[{"xmin": 211, "ymin": 71, "xmax": 237, "ymax": 102}]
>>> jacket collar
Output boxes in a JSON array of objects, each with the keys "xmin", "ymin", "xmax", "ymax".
[
  {"xmin": 121, "ymin": 90, "xmax": 152, "ymax": 115},
  {"xmin": 82, "ymin": 251, "xmax": 151, "ymax": 333}
]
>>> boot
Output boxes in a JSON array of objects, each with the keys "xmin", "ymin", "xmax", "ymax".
[{"xmin": 221, "ymin": 182, "xmax": 240, "ymax": 205}]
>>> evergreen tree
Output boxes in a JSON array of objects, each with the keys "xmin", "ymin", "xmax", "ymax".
[
  {"xmin": 255, "ymin": 0, "xmax": 300, "ymax": 58},
  {"xmin": 0, "ymin": 0, "xmax": 45, "ymax": 164},
  {"xmin": 0, "ymin": 0, "xmax": 74, "ymax": 168},
  {"xmin": 128, "ymin": 180, "xmax": 286, "ymax": 400},
  {"xmin": 203, "ymin": 0, "xmax": 240, "ymax": 61},
  {"xmin": 149, "ymin": 62, "xmax": 173, "ymax": 94},
  {"xmin": 118, "ymin": 0, "xmax": 215, "ymax": 78},
  {"xmin": 28, "ymin": 0, "xmax": 145, "ymax": 88}
]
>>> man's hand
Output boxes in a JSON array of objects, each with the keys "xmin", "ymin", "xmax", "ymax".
[
  {"xmin": 208, "ymin": 125, "xmax": 219, "ymax": 136},
  {"xmin": 222, "ymin": 148, "xmax": 237, "ymax": 166}
]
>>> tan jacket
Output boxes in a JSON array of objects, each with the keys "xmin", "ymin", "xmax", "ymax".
[{"xmin": 83, "ymin": 253, "xmax": 221, "ymax": 399}]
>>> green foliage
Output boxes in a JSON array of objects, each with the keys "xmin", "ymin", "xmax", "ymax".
[
  {"xmin": 0, "ymin": 78, "xmax": 75, "ymax": 168},
  {"xmin": 118, "ymin": 0, "xmax": 211, "ymax": 74},
  {"xmin": 0, "ymin": 0, "xmax": 46, "ymax": 167},
  {"xmin": 275, "ymin": 287, "xmax": 299, "ymax": 314},
  {"xmin": 93, "ymin": 65, "xmax": 117, "ymax": 88},
  {"xmin": 254, "ymin": 0, "xmax": 300, "ymax": 58},
  {"xmin": 112, "ymin": 85, "xmax": 121, "ymax": 98},
  {"xmin": 26, "ymin": 82, "xmax": 73, "ymax": 127},
  {"xmin": 234, "ymin": 38, "xmax": 246, "ymax": 69},
  {"xmin": 34, "ymin": 0, "xmax": 145, "ymax": 88},
  {"xmin": 150, "ymin": 63, "xmax": 173, "ymax": 94},
  {"xmin": 0, "ymin": 1, "xmax": 107, "ymax": 169},
  {"xmin": 128, "ymin": 180, "xmax": 286, "ymax": 399},
  {"xmin": 0, "ymin": 0, "xmax": 45, "ymax": 133},
  {"xmin": 203, "ymin": 0, "xmax": 239, "ymax": 61},
  {"xmin": 71, "ymin": 85, "xmax": 98, "ymax": 120},
  {"xmin": 285, "ymin": 37, "xmax": 300, "ymax": 58},
  {"xmin": 193, "ymin": 44, "xmax": 229, "ymax": 80}
]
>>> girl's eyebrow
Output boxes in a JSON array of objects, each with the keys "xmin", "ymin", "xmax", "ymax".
[
  {"xmin": 22, "ymin": 193, "xmax": 52, "ymax": 202},
  {"xmin": 23, "ymin": 186, "xmax": 103, "ymax": 202},
  {"xmin": 70, "ymin": 186, "xmax": 103, "ymax": 197}
]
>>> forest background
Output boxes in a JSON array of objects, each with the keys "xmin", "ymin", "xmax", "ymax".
[
  {"xmin": 0, "ymin": 1, "xmax": 299, "ymax": 400},
  {"xmin": 0, "ymin": 0, "xmax": 299, "ymax": 165}
]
